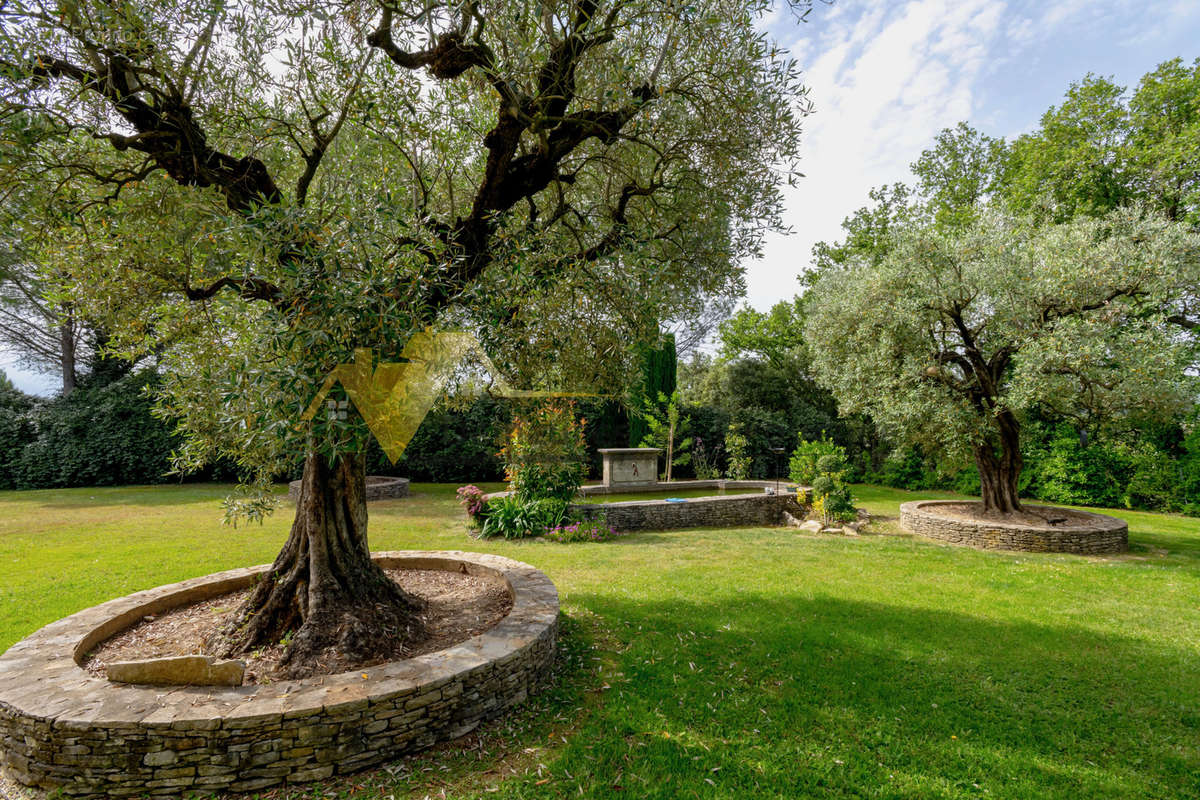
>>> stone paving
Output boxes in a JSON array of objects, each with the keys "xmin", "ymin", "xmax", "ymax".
[{"xmin": 0, "ymin": 552, "xmax": 558, "ymax": 798}]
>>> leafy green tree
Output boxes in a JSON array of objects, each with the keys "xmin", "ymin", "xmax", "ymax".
[
  {"xmin": 0, "ymin": 0, "xmax": 808, "ymax": 673},
  {"xmin": 805, "ymin": 207, "xmax": 1199, "ymax": 516},
  {"xmin": 1002, "ymin": 58, "xmax": 1200, "ymax": 229},
  {"xmin": 911, "ymin": 122, "xmax": 1010, "ymax": 228},
  {"xmin": 1125, "ymin": 58, "xmax": 1200, "ymax": 226},
  {"xmin": 1004, "ymin": 75, "xmax": 1133, "ymax": 222},
  {"xmin": 808, "ymin": 183, "xmax": 916, "ymax": 283},
  {"xmin": 638, "ymin": 390, "xmax": 691, "ymax": 482}
]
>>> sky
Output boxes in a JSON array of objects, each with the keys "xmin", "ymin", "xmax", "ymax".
[
  {"xmin": 5, "ymin": 0, "xmax": 1200, "ymax": 395},
  {"xmin": 745, "ymin": 0, "xmax": 1200, "ymax": 311}
]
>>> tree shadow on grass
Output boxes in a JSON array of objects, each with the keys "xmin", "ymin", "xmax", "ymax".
[{"xmin": 540, "ymin": 593, "xmax": 1200, "ymax": 800}]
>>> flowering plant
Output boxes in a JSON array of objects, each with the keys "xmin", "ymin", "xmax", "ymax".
[
  {"xmin": 456, "ymin": 484, "xmax": 488, "ymax": 522},
  {"xmin": 544, "ymin": 518, "xmax": 623, "ymax": 543},
  {"xmin": 500, "ymin": 400, "xmax": 587, "ymax": 503}
]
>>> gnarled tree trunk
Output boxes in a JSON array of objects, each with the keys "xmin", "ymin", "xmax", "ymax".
[
  {"xmin": 974, "ymin": 410, "xmax": 1024, "ymax": 515},
  {"xmin": 209, "ymin": 451, "xmax": 425, "ymax": 677}
]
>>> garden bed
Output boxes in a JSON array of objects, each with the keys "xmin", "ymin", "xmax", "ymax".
[
  {"xmin": 0, "ymin": 551, "xmax": 557, "ymax": 798},
  {"xmin": 82, "ymin": 568, "xmax": 512, "ymax": 684}
]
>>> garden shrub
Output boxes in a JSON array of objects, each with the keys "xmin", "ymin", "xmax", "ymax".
[
  {"xmin": 788, "ymin": 432, "xmax": 846, "ymax": 485},
  {"xmin": 479, "ymin": 494, "xmax": 569, "ymax": 539},
  {"xmin": 1122, "ymin": 445, "xmax": 1181, "ymax": 512},
  {"xmin": 1028, "ymin": 432, "xmax": 1130, "ymax": 508},
  {"xmin": 501, "ymin": 399, "xmax": 587, "ymax": 503},
  {"xmin": 0, "ymin": 374, "xmax": 35, "ymax": 490},
  {"xmin": 686, "ymin": 404, "xmax": 731, "ymax": 478},
  {"xmin": 14, "ymin": 370, "xmax": 178, "ymax": 488},
  {"xmin": 809, "ymin": 451, "xmax": 856, "ymax": 524}
]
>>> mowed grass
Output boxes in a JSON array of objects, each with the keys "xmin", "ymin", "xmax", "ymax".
[{"xmin": 1, "ymin": 483, "xmax": 1199, "ymax": 799}]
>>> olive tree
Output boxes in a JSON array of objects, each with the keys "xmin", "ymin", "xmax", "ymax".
[
  {"xmin": 805, "ymin": 206, "xmax": 1198, "ymax": 517},
  {"xmin": 0, "ymin": 0, "xmax": 807, "ymax": 674}
]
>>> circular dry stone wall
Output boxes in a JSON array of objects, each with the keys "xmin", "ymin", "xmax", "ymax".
[
  {"xmin": 0, "ymin": 551, "xmax": 557, "ymax": 798},
  {"xmin": 288, "ymin": 475, "xmax": 410, "ymax": 502},
  {"xmin": 899, "ymin": 501, "xmax": 1128, "ymax": 554}
]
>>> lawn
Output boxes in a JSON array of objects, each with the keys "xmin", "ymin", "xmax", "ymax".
[{"xmin": 1, "ymin": 483, "xmax": 1198, "ymax": 799}]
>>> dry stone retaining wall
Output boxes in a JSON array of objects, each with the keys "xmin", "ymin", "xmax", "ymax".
[
  {"xmin": 899, "ymin": 501, "xmax": 1128, "ymax": 554},
  {"xmin": 288, "ymin": 476, "xmax": 410, "ymax": 502},
  {"xmin": 0, "ymin": 552, "xmax": 557, "ymax": 798},
  {"xmin": 573, "ymin": 492, "xmax": 807, "ymax": 532}
]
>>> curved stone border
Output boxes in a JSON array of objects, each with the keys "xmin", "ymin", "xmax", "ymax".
[
  {"xmin": 899, "ymin": 501, "xmax": 1128, "ymax": 554},
  {"xmin": 0, "ymin": 551, "xmax": 558, "ymax": 798},
  {"xmin": 288, "ymin": 475, "xmax": 410, "ymax": 502}
]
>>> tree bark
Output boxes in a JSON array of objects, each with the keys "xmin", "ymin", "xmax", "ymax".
[
  {"xmin": 974, "ymin": 411, "xmax": 1024, "ymax": 515},
  {"xmin": 209, "ymin": 452, "xmax": 425, "ymax": 677},
  {"xmin": 58, "ymin": 305, "xmax": 75, "ymax": 396}
]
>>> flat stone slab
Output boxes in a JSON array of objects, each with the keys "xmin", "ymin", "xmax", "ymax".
[
  {"xmin": 106, "ymin": 655, "xmax": 246, "ymax": 686},
  {"xmin": 0, "ymin": 551, "xmax": 558, "ymax": 798}
]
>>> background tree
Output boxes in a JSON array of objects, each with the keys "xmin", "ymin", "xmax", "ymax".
[
  {"xmin": 0, "ymin": 0, "xmax": 807, "ymax": 674},
  {"xmin": 0, "ymin": 136, "xmax": 89, "ymax": 394},
  {"xmin": 805, "ymin": 207, "xmax": 1198, "ymax": 517},
  {"xmin": 637, "ymin": 389, "xmax": 690, "ymax": 481}
]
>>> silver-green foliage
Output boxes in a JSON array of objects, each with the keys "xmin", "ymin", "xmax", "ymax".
[
  {"xmin": 804, "ymin": 206, "xmax": 1200, "ymax": 472},
  {"xmin": 0, "ymin": 0, "xmax": 809, "ymax": 517}
]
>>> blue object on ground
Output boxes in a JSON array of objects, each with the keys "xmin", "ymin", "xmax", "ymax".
[{"xmin": 665, "ymin": 498, "xmax": 688, "ymax": 503}]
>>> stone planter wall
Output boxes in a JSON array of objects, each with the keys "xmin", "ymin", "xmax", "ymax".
[
  {"xmin": 899, "ymin": 501, "xmax": 1128, "ymax": 554},
  {"xmin": 574, "ymin": 492, "xmax": 807, "ymax": 532},
  {"xmin": 483, "ymin": 481, "xmax": 810, "ymax": 534},
  {"xmin": 0, "ymin": 552, "xmax": 558, "ymax": 798},
  {"xmin": 288, "ymin": 475, "xmax": 410, "ymax": 503}
]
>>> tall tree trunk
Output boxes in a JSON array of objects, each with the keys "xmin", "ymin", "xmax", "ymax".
[
  {"xmin": 974, "ymin": 411, "xmax": 1024, "ymax": 515},
  {"xmin": 210, "ymin": 451, "xmax": 425, "ymax": 677},
  {"xmin": 58, "ymin": 306, "xmax": 75, "ymax": 395}
]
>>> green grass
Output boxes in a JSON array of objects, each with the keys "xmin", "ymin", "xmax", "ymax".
[{"xmin": 2, "ymin": 483, "xmax": 1199, "ymax": 799}]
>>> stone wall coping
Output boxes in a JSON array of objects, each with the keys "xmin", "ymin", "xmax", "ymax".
[
  {"xmin": 0, "ymin": 551, "xmax": 557, "ymax": 729},
  {"xmin": 596, "ymin": 448, "xmax": 662, "ymax": 455}
]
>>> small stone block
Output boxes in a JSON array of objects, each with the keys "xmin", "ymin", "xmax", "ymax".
[{"xmin": 106, "ymin": 655, "xmax": 245, "ymax": 687}]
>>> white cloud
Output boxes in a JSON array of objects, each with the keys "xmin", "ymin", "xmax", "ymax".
[
  {"xmin": 735, "ymin": 0, "xmax": 1199, "ymax": 315},
  {"xmin": 744, "ymin": 0, "xmax": 1003, "ymax": 310}
]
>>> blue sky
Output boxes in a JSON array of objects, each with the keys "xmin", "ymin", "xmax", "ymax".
[
  {"xmin": 5, "ymin": 0, "xmax": 1200, "ymax": 395},
  {"xmin": 746, "ymin": 0, "xmax": 1200, "ymax": 310}
]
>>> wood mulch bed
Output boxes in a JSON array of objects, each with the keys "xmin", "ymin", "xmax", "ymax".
[
  {"xmin": 929, "ymin": 502, "xmax": 1101, "ymax": 528},
  {"xmin": 82, "ymin": 569, "xmax": 512, "ymax": 684}
]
